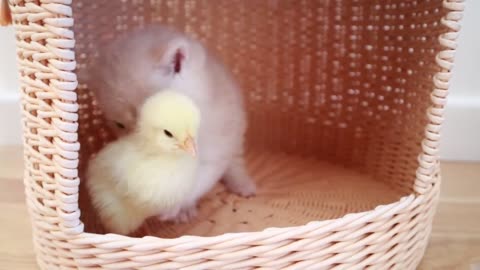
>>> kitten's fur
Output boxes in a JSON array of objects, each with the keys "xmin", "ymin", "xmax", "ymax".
[{"xmin": 84, "ymin": 25, "xmax": 256, "ymax": 221}]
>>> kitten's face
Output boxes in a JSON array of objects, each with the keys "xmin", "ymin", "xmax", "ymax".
[
  {"xmin": 84, "ymin": 26, "xmax": 205, "ymax": 138},
  {"xmin": 85, "ymin": 59, "xmax": 144, "ymax": 138},
  {"xmin": 102, "ymin": 97, "xmax": 137, "ymax": 137},
  {"xmin": 93, "ymin": 51, "xmax": 185, "ymax": 138}
]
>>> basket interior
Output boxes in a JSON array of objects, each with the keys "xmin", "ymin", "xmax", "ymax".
[{"xmin": 72, "ymin": 0, "xmax": 447, "ymax": 237}]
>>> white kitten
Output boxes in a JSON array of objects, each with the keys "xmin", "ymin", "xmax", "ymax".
[{"xmin": 84, "ymin": 25, "xmax": 256, "ymax": 221}]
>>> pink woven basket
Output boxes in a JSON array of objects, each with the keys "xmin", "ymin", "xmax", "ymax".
[{"xmin": 3, "ymin": 0, "xmax": 464, "ymax": 269}]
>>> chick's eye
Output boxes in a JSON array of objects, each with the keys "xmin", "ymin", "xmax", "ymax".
[
  {"xmin": 115, "ymin": 121, "xmax": 125, "ymax": 129},
  {"xmin": 163, "ymin": 129, "xmax": 173, "ymax": 138}
]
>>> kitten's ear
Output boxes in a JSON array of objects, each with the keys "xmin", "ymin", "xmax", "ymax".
[{"xmin": 153, "ymin": 38, "xmax": 189, "ymax": 74}]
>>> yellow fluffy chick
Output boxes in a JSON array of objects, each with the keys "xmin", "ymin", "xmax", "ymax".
[{"xmin": 87, "ymin": 90, "xmax": 200, "ymax": 235}]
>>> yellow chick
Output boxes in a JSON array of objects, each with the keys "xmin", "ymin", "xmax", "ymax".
[{"xmin": 86, "ymin": 90, "xmax": 200, "ymax": 235}]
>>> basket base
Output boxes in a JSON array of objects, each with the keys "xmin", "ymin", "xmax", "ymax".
[{"xmin": 82, "ymin": 151, "xmax": 408, "ymax": 238}]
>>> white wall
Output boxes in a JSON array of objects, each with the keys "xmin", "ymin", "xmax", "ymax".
[
  {"xmin": 0, "ymin": 3, "xmax": 479, "ymax": 160},
  {"xmin": 0, "ymin": 27, "xmax": 21, "ymax": 145},
  {"xmin": 0, "ymin": 27, "xmax": 18, "ymax": 96},
  {"xmin": 440, "ymin": 1, "xmax": 480, "ymax": 161}
]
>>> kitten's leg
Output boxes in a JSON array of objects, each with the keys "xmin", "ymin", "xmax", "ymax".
[
  {"xmin": 223, "ymin": 154, "xmax": 256, "ymax": 197},
  {"xmin": 175, "ymin": 204, "xmax": 198, "ymax": 223},
  {"xmin": 157, "ymin": 204, "xmax": 197, "ymax": 223},
  {"xmin": 157, "ymin": 206, "xmax": 181, "ymax": 222}
]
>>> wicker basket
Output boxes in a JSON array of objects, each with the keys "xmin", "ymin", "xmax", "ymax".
[{"xmin": 4, "ymin": 0, "xmax": 464, "ymax": 269}]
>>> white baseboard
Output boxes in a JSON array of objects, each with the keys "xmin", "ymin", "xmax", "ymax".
[{"xmin": 0, "ymin": 94, "xmax": 478, "ymax": 161}]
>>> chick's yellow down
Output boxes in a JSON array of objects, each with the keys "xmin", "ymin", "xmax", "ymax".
[{"xmin": 87, "ymin": 90, "xmax": 201, "ymax": 235}]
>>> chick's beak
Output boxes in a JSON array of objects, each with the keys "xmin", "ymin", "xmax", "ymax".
[{"xmin": 180, "ymin": 135, "xmax": 197, "ymax": 157}]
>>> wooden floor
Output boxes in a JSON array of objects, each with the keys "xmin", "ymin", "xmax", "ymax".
[{"xmin": 0, "ymin": 146, "xmax": 479, "ymax": 269}]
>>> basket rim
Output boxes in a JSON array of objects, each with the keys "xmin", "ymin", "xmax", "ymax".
[{"xmin": 73, "ymin": 192, "xmax": 420, "ymax": 244}]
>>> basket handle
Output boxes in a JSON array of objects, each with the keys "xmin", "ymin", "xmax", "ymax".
[{"xmin": 0, "ymin": 0, "xmax": 12, "ymax": 26}]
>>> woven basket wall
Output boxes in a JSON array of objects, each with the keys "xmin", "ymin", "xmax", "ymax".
[{"xmin": 7, "ymin": 0, "xmax": 464, "ymax": 269}]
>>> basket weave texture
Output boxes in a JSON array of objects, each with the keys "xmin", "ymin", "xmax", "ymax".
[{"xmin": 9, "ymin": 0, "xmax": 464, "ymax": 269}]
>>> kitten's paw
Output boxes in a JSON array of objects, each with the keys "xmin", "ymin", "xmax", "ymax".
[
  {"xmin": 157, "ymin": 206, "xmax": 197, "ymax": 223},
  {"xmin": 174, "ymin": 206, "xmax": 198, "ymax": 223},
  {"xmin": 157, "ymin": 208, "xmax": 181, "ymax": 222},
  {"xmin": 225, "ymin": 177, "xmax": 257, "ymax": 198},
  {"xmin": 224, "ymin": 156, "xmax": 257, "ymax": 198}
]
